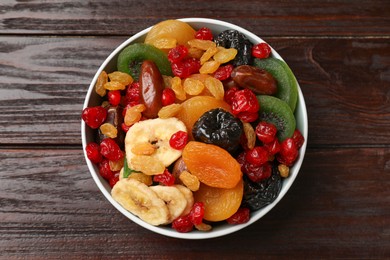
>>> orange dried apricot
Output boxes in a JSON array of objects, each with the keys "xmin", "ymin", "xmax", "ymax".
[
  {"xmin": 194, "ymin": 179, "xmax": 243, "ymax": 222},
  {"xmin": 182, "ymin": 141, "xmax": 242, "ymax": 189}
]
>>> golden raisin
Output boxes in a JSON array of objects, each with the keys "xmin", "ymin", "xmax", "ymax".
[
  {"xmin": 179, "ymin": 170, "xmax": 200, "ymax": 191},
  {"xmin": 195, "ymin": 222, "xmax": 212, "ymax": 231},
  {"xmin": 199, "ymin": 60, "xmax": 221, "ymax": 74},
  {"xmin": 124, "ymin": 104, "xmax": 146, "ymax": 126},
  {"xmin": 243, "ymin": 122, "xmax": 256, "ymax": 150},
  {"xmin": 99, "ymin": 123, "xmax": 118, "ymax": 138},
  {"xmin": 204, "ymin": 77, "xmax": 224, "ymax": 100},
  {"xmin": 278, "ymin": 164, "xmax": 290, "ymax": 178},
  {"xmin": 108, "ymin": 71, "xmax": 133, "ymax": 86},
  {"xmin": 158, "ymin": 103, "xmax": 182, "ymax": 119},
  {"xmin": 171, "ymin": 76, "xmax": 186, "ymax": 101},
  {"xmin": 213, "ymin": 47, "xmax": 238, "ymax": 64},
  {"xmin": 131, "ymin": 143, "xmax": 156, "ymax": 155},
  {"xmin": 109, "ymin": 159, "xmax": 124, "ymax": 172},
  {"xmin": 187, "ymin": 39, "xmax": 216, "ymax": 50},
  {"xmin": 188, "ymin": 47, "xmax": 204, "ymax": 59},
  {"xmin": 104, "ymin": 81, "xmax": 126, "ymax": 91},
  {"xmin": 95, "ymin": 71, "xmax": 108, "ymax": 97},
  {"xmin": 183, "ymin": 78, "xmax": 205, "ymax": 96},
  {"xmin": 130, "ymin": 155, "xmax": 165, "ymax": 175},
  {"xmin": 200, "ymin": 46, "xmax": 218, "ymax": 65}
]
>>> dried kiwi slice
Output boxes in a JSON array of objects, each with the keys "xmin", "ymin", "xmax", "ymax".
[
  {"xmin": 256, "ymin": 95, "xmax": 296, "ymax": 141},
  {"xmin": 117, "ymin": 43, "xmax": 172, "ymax": 80},
  {"xmin": 254, "ymin": 58, "xmax": 298, "ymax": 112}
]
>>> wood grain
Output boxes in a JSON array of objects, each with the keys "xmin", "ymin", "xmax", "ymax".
[
  {"xmin": 1, "ymin": 0, "xmax": 389, "ymax": 36},
  {"xmin": 0, "ymin": 148, "xmax": 388, "ymax": 259},
  {"xmin": 1, "ymin": 37, "xmax": 388, "ymax": 145}
]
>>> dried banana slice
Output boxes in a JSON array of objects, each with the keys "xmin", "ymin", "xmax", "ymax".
[
  {"xmin": 150, "ymin": 185, "xmax": 188, "ymax": 222},
  {"xmin": 175, "ymin": 184, "xmax": 194, "ymax": 216},
  {"xmin": 111, "ymin": 178, "xmax": 169, "ymax": 226}
]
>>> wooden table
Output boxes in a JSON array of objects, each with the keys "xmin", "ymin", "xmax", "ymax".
[{"xmin": 1, "ymin": 1, "xmax": 389, "ymax": 259}]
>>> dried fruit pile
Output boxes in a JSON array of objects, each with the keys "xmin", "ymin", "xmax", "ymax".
[{"xmin": 82, "ymin": 20, "xmax": 305, "ymax": 233}]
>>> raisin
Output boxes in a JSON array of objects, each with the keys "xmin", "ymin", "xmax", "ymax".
[
  {"xmin": 192, "ymin": 108, "xmax": 243, "ymax": 153},
  {"xmin": 214, "ymin": 30, "xmax": 253, "ymax": 66},
  {"xmin": 241, "ymin": 163, "xmax": 282, "ymax": 211}
]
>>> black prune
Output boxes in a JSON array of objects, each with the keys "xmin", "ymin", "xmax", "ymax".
[
  {"xmin": 215, "ymin": 30, "xmax": 253, "ymax": 66},
  {"xmin": 192, "ymin": 108, "xmax": 243, "ymax": 153},
  {"xmin": 241, "ymin": 164, "xmax": 282, "ymax": 211}
]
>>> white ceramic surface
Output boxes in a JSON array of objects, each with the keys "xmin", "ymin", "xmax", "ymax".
[{"xmin": 81, "ymin": 18, "xmax": 308, "ymax": 239}]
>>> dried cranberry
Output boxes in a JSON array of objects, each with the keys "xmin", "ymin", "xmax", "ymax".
[
  {"xmin": 189, "ymin": 202, "xmax": 204, "ymax": 225},
  {"xmin": 256, "ymin": 121, "xmax": 277, "ymax": 144},
  {"xmin": 107, "ymin": 90, "xmax": 121, "ymax": 106},
  {"xmin": 195, "ymin": 27, "xmax": 213, "ymax": 41},
  {"xmin": 277, "ymin": 138, "xmax": 298, "ymax": 166},
  {"xmin": 292, "ymin": 129, "xmax": 305, "ymax": 149},
  {"xmin": 98, "ymin": 159, "xmax": 114, "ymax": 180},
  {"xmin": 226, "ymin": 208, "xmax": 250, "ymax": 224},
  {"xmin": 171, "ymin": 58, "xmax": 201, "ymax": 78},
  {"xmin": 169, "ymin": 131, "xmax": 188, "ymax": 150},
  {"xmin": 263, "ymin": 138, "xmax": 280, "ymax": 156},
  {"xmin": 172, "ymin": 215, "xmax": 194, "ymax": 233},
  {"xmin": 168, "ymin": 45, "xmax": 188, "ymax": 63},
  {"xmin": 252, "ymin": 43, "xmax": 271, "ymax": 59},
  {"xmin": 85, "ymin": 142, "xmax": 103, "ymax": 164},
  {"xmin": 213, "ymin": 64, "xmax": 234, "ymax": 81},
  {"xmin": 109, "ymin": 173, "xmax": 120, "ymax": 187},
  {"xmin": 224, "ymin": 87, "xmax": 239, "ymax": 105},
  {"xmin": 125, "ymin": 82, "xmax": 140, "ymax": 105},
  {"xmin": 153, "ymin": 169, "xmax": 175, "ymax": 186},
  {"xmin": 82, "ymin": 106, "xmax": 107, "ymax": 129},
  {"xmin": 161, "ymin": 88, "xmax": 176, "ymax": 106},
  {"xmin": 121, "ymin": 122, "xmax": 131, "ymax": 133},
  {"xmin": 244, "ymin": 161, "xmax": 272, "ymax": 182},
  {"xmin": 231, "ymin": 89, "xmax": 260, "ymax": 115},
  {"xmin": 237, "ymin": 111, "xmax": 259, "ymax": 123},
  {"xmin": 245, "ymin": 146, "xmax": 269, "ymax": 166},
  {"xmin": 100, "ymin": 138, "xmax": 124, "ymax": 161}
]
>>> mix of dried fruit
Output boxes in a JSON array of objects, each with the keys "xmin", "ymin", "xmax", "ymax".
[{"xmin": 82, "ymin": 20, "xmax": 305, "ymax": 233}]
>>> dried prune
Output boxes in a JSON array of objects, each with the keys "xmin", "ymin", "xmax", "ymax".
[
  {"xmin": 241, "ymin": 164, "xmax": 282, "ymax": 211},
  {"xmin": 192, "ymin": 108, "xmax": 243, "ymax": 153},
  {"xmin": 215, "ymin": 30, "xmax": 253, "ymax": 67}
]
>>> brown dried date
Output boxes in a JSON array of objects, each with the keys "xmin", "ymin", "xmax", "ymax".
[
  {"xmin": 231, "ymin": 65, "xmax": 277, "ymax": 95},
  {"xmin": 139, "ymin": 60, "xmax": 164, "ymax": 118},
  {"xmin": 97, "ymin": 105, "xmax": 125, "ymax": 148}
]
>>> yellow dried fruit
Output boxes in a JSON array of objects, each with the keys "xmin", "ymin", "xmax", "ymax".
[
  {"xmin": 171, "ymin": 76, "xmax": 186, "ymax": 101},
  {"xmin": 131, "ymin": 143, "xmax": 156, "ymax": 155},
  {"xmin": 183, "ymin": 78, "xmax": 205, "ymax": 96},
  {"xmin": 108, "ymin": 71, "xmax": 133, "ymax": 86},
  {"xmin": 128, "ymin": 172, "xmax": 153, "ymax": 186},
  {"xmin": 199, "ymin": 60, "xmax": 221, "ymax": 74},
  {"xmin": 124, "ymin": 104, "xmax": 146, "ymax": 126},
  {"xmin": 195, "ymin": 222, "xmax": 212, "ymax": 231},
  {"xmin": 187, "ymin": 39, "xmax": 216, "ymax": 50},
  {"xmin": 109, "ymin": 159, "xmax": 124, "ymax": 172},
  {"xmin": 131, "ymin": 155, "xmax": 165, "ymax": 175},
  {"xmin": 188, "ymin": 47, "xmax": 204, "ymax": 59},
  {"xmin": 243, "ymin": 122, "xmax": 256, "ymax": 150},
  {"xmin": 204, "ymin": 77, "xmax": 224, "ymax": 100},
  {"xmin": 152, "ymin": 37, "xmax": 177, "ymax": 50},
  {"xmin": 158, "ymin": 103, "xmax": 182, "ymax": 119},
  {"xmin": 200, "ymin": 46, "xmax": 219, "ymax": 65},
  {"xmin": 104, "ymin": 81, "xmax": 126, "ymax": 91},
  {"xmin": 95, "ymin": 71, "xmax": 108, "ymax": 97},
  {"xmin": 213, "ymin": 47, "xmax": 238, "ymax": 64},
  {"xmin": 99, "ymin": 123, "xmax": 118, "ymax": 138},
  {"xmin": 179, "ymin": 170, "xmax": 200, "ymax": 191},
  {"xmin": 278, "ymin": 164, "xmax": 290, "ymax": 178}
]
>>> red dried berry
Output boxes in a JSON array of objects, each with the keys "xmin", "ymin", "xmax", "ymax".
[
  {"xmin": 100, "ymin": 138, "xmax": 124, "ymax": 161},
  {"xmin": 172, "ymin": 215, "xmax": 194, "ymax": 233},
  {"xmin": 169, "ymin": 131, "xmax": 188, "ymax": 150},
  {"xmin": 189, "ymin": 202, "xmax": 205, "ymax": 225},
  {"xmin": 245, "ymin": 146, "xmax": 269, "ymax": 166},
  {"xmin": 168, "ymin": 45, "xmax": 188, "ymax": 63},
  {"xmin": 161, "ymin": 88, "xmax": 176, "ymax": 106},
  {"xmin": 277, "ymin": 138, "xmax": 298, "ymax": 166},
  {"xmin": 213, "ymin": 64, "xmax": 234, "ymax": 81},
  {"xmin": 171, "ymin": 58, "xmax": 201, "ymax": 78},
  {"xmin": 231, "ymin": 89, "xmax": 260, "ymax": 115},
  {"xmin": 107, "ymin": 90, "xmax": 122, "ymax": 106},
  {"xmin": 252, "ymin": 43, "xmax": 271, "ymax": 59},
  {"xmin": 292, "ymin": 129, "xmax": 305, "ymax": 149},
  {"xmin": 125, "ymin": 82, "xmax": 140, "ymax": 105},
  {"xmin": 224, "ymin": 87, "xmax": 239, "ymax": 105},
  {"xmin": 244, "ymin": 161, "xmax": 272, "ymax": 182},
  {"xmin": 85, "ymin": 142, "xmax": 103, "ymax": 164},
  {"xmin": 98, "ymin": 159, "xmax": 114, "ymax": 180},
  {"xmin": 82, "ymin": 106, "xmax": 107, "ymax": 129},
  {"xmin": 263, "ymin": 138, "xmax": 280, "ymax": 156},
  {"xmin": 195, "ymin": 27, "xmax": 213, "ymax": 41},
  {"xmin": 109, "ymin": 173, "xmax": 120, "ymax": 188},
  {"xmin": 256, "ymin": 121, "xmax": 278, "ymax": 144},
  {"xmin": 153, "ymin": 169, "xmax": 175, "ymax": 186},
  {"xmin": 121, "ymin": 122, "xmax": 131, "ymax": 133},
  {"xmin": 226, "ymin": 208, "xmax": 250, "ymax": 224},
  {"xmin": 237, "ymin": 111, "xmax": 259, "ymax": 123}
]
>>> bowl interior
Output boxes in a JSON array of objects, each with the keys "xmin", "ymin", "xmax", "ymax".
[{"xmin": 81, "ymin": 18, "xmax": 308, "ymax": 239}]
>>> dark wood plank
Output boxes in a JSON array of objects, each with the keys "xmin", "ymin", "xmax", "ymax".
[
  {"xmin": 1, "ymin": 0, "xmax": 389, "ymax": 36},
  {"xmin": 1, "ymin": 36, "xmax": 389, "ymax": 145},
  {"xmin": 0, "ymin": 148, "xmax": 388, "ymax": 259}
]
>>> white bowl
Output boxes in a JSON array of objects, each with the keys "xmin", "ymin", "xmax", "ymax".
[{"xmin": 81, "ymin": 18, "xmax": 308, "ymax": 239}]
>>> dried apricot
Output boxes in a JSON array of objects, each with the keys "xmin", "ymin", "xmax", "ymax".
[
  {"xmin": 182, "ymin": 141, "xmax": 242, "ymax": 189},
  {"xmin": 194, "ymin": 179, "xmax": 243, "ymax": 221}
]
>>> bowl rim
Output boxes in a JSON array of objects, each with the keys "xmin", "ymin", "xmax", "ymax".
[{"xmin": 81, "ymin": 17, "xmax": 308, "ymax": 240}]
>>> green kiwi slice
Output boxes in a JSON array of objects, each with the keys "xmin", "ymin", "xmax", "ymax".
[
  {"xmin": 117, "ymin": 43, "xmax": 173, "ymax": 80},
  {"xmin": 256, "ymin": 95, "xmax": 296, "ymax": 141},
  {"xmin": 254, "ymin": 58, "xmax": 298, "ymax": 112}
]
